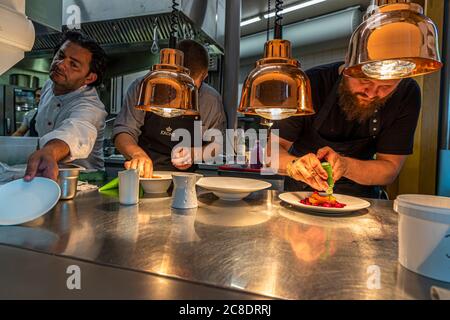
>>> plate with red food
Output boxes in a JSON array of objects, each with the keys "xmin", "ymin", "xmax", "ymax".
[{"xmin": 279, "ymin": 191, "xmax": 371, "ymax": 214}]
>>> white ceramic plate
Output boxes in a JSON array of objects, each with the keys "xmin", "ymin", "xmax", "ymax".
[
  {"xmin": 0, "ymin": 177, "xmax": 61, "ymax": 226},
  {"xmin": 140, "ymin": 171, "xmax": 173, "ymax": 194},
  {"xmin": 196, "ymin": 177, "xmax": 271, "ymax": 201},
  {"xmin": 279, "ymin": 192, "xmax": 371, "ymax": 214}
]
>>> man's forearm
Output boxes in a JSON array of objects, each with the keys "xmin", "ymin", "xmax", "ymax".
[
  {"xmin": 42, "ymin": 139, "xmax": 70, "ymax": 162},
  {"xmin": 115, "ymin": 133, "xmax": 148, "ymax": 160},
  {"xmin": 342, "ymin": 157, "xmax": 401, "ymax": 186}
]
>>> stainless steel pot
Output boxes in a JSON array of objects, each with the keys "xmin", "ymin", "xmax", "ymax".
[{"xmin": 57, "ymin": 164, "xmax": 85, "ymax": 200}]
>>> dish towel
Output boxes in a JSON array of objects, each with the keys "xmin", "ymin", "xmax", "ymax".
[
  {"xmin": 77, "ymin": 181, "xmax": 99, "ymax": 193},
  {"xmin": 0, "ymin": 163, "xmax": 26, "ymax": 184},
  {"xmin": 98, "ymin": 177, "xmax": 144, "ymax": 197}
]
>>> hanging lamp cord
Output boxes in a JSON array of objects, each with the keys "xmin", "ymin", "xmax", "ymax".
[
  {"xmin": 267, "ymin": 0, "xmax": 271, "ymax": 41},
  {"xmin": 274, "ymin": 0, "xmax": 283, "ymax": 39},
  {"xmin": 169, "ymin": 0, "xmax": 179, "ymax": 48}
]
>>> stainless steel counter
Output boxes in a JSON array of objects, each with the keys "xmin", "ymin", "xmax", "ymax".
[{"xmin": 1, "ymin": 189, "xmax": 449, "ymax": 300}]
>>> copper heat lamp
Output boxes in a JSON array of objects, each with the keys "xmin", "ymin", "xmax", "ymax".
[
  {"xmin": 135, "ymin": 0, "xmax": 199, "ymax": 117},
  {"xmin": 239, "ymin": 0, "xmax": 314, "ymax": 122},
  {"xmin": 345, "ymin": 0, "xmax": 443, "ymax": 80}
]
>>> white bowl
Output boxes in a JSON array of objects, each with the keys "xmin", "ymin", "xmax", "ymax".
[
  {"xmin": 140, "ymin": 172, "xmax": 173, "ymax": 194},
  {"xmin": 196, "ymin": 177, "xmax": 271, "ymax": 201},
  {"xmin": 211, "ymin": 191, "xmax": 251, "ymax": 201},
  {"xmin": 394, "ymin": 194, "xmax": 450, "ymax": 283}
]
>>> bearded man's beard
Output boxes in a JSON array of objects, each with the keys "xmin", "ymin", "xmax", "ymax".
[{"xmin": 338, "ymin": 78, "xmax": 394, "ymax": 124}]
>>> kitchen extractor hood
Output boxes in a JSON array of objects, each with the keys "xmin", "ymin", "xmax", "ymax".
[
  {"xmin": 0, "ymin": 0, "xmax": 35, "ymax": 75},
  {"xmin": 30, "ymin": 0, "xmax": 225, "ymax": 55},
  {"xmin": 26, "ymin": 0, "xmax": 62, "ymax": 35}
]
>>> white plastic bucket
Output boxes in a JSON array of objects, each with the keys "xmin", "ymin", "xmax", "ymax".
[{"xmin": 394, "ymin": 195, "xmax": 450, "ymax": 283}]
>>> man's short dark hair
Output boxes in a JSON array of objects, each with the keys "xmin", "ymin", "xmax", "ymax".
[
  {"xmin": 34, "ymin": 87, "xmax": 42, "ymax": 94},
  {"xmin": 177, "ymin": 40, "xmax": 209, "ymax": 79},
  {"xmin": 55, "ymin": 30, "xmax": 107, "ymax": 87}
]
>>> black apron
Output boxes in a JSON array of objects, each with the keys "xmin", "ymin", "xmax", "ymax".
[
  {"xmin": 285, "ymin": 77, "xmax": 381, "ymax": 198},
  {"xmin": 29, "ymin": 111, "xmax": 39, "ymax": 137},
  {"xmin": 138, "ymin": 112, "xmax": 201, "ymax": 171}
]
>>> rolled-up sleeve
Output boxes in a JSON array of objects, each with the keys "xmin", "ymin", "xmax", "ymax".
[
  {"xmin": 112, "ymin": 78, "xmax": 146, "ymax": 143},
  {"xmin": 39, "ymin": 104, "xmax": 107, "ymax": 161}
]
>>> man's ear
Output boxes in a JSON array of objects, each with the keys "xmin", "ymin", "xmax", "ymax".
[{"xmin": 84, "ymin": 72, "xmax": 98, "ymax": 86}]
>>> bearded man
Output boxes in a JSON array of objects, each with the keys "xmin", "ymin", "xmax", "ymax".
[{"xmin": 273, "ymin": 62, "xmax": 421, "ymax": 198}]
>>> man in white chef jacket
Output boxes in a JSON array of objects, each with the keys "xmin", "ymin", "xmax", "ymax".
[{"xmin": 24, "ymin": 30, "xmax": 108, "ymax": 181}]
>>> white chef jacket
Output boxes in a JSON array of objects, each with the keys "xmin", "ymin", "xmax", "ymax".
[{"xmin": 36, "ymin": 80, "xmax": 107, "ymax": 170}]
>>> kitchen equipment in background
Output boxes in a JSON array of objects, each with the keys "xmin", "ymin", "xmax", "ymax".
[
  {"xmin": 0, "ymin": 136, "xmax": 38, "ymax": 165},
  {"xmin": 9, "ymin": 74, "xmax": 39, "ymax": 89},
  {"xmin": 197, "ymin": 177, "xmax": 271, "ymax": 201},
  {"xmin": 0, "ymin": 85, "xmax": 38, "ymax": 136},
  {"xmin": 279, "ymin": 192, "xmax": 371, "ymax": 214},
  {"xmin": 57, "ymin": 164, "xmax": 85, "ymax": 200},
  {"xmin": 135, "ymin": 0, "xmax": 199, "ymax": 118},
  {"xmin": 140, "ymin": 171, "xmax": 173, "ymax": 194},
  {"xmin": 172, "ymin": 173, "xmax": 202, "ymax": 209},
  {"xmin": 0, "ymin": 177, "xmax": 61, "ymax": 226},
  {"xmin": 239, "ymin": 0, "xmax": 314, "ymax": 123},
  {"xmin": 394, "ymin": 194, "xmax": 450, "ymax": 283},
  {"xmin": 345, "ymin": 0, "xmax": 442, "ymax": 80},
  {"xmin": 118, "ymin": 169, "xmax": 140, "ymax": 206}
]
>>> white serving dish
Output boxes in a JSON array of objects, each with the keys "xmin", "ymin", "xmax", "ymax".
[
  {"xmin": 140, "ymin": 171, "xmax": 173, "ymax": 194},
  {"xmin": 394, "ymin": 194, "xmax": 450, "ymax": 283},
  {"xmin": 196, "ymin": 177, "xmax": 271, "ymax": 201},
  {"xmin": 279, "ymin": 192, "xmax": 371, "ymax": 214},
  {"xmin": 0, "ymin": 177, "xmax": 61, "ymax": 226}
]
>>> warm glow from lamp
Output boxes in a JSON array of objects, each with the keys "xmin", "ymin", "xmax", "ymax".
[
  {"xmin": 238, "ymin": 39, "xmax": 315, "ymax": 121},
  {"xmin": 345, "ymin": 0, "xmax": 443, "ymax": 80}
]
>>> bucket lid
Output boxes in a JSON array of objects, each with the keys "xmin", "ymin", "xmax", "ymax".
[{"xmin": 394, "ymin": 194, "xmax": 450, "ymax": 224}]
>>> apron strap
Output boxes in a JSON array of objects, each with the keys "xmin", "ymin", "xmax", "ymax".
[{"xmin": 29, "ymin": 111, "xmax": 39, "ymax": 137}]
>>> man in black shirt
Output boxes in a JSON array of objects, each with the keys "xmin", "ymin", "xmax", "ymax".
[{"xmin": 274, "ymin": 62, "xmax": 421, "ymax": 198}]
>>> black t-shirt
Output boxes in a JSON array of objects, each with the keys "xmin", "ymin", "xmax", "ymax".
[{"xmin": 273, "ymin": 62, "xmax": 422, "ymax": 156}]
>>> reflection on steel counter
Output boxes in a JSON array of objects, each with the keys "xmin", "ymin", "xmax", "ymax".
[{"xmin": 0, "ymin": 189, "xmax": 435, "ymax": 300}]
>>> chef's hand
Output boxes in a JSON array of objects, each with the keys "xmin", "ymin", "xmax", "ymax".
[
  {"xmin": 286, "ymin": 153, "xmax": 329, "ymax": 191},
  {"xmin": 125, "ymin": 152, "xmax": 153, "ymax": 178},
  {"xmin": 171, "ymin": 147, "xmax": 193, "ymax": 171},
  {"xmin": 316, "ymin": 147, "xmax": 348, "ymax": 182},
  {"xmin": 24, "ymin": 149, "xmax": 59, "ymax": 182}
]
